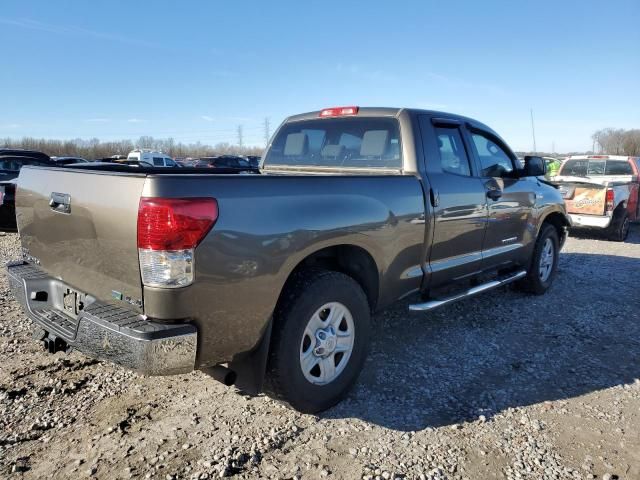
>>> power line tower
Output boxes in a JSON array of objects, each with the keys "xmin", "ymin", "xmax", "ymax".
[
  {"xmin": 237, "ymin": 125, "xmax": 244, "ymax": 149},
  {"xmin": 264, "ymin": 117, "xmax": 271, "ymax": 146}
]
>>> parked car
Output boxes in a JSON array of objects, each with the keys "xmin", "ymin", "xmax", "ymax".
[
  {"xmin": 246, "ymin": 155, "xmax": 261, "ymax": 168},
  {"xmin": 7, "ymin": 107, "xmax": 569, "ymax": 413},
  {"xmin": 195, "ymin": 155, "xmax": 257, "ymax": 171},
  {"xmin": 553, "ymin": 155, "xmax": 640, "ymax": 241},
  {"xmin": 51, "ymin": 156, "xmax": 90, "ymax": 165},
  {"xmin": 127, "ymin": 149, "xmax": 178, "ymax": 167},
  {"xmin": 0, "ymin": 149, "xmax": 57, "ymax": 231}
]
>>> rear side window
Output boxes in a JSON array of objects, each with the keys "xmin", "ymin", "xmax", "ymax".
[
  {"xmin": 435, "ymin": 127, "xmax": 471, "ymax": 176},
  {"xmin": 152, "ymin": 157, "xmax": 164, "ymax": 166},
  {"xmin": 266, "ymin": 117, "xmax": 402, "ymax": 169},
  {"xmin": 470, "ymin": 132, "xmax": 514, "ymax": 177}
]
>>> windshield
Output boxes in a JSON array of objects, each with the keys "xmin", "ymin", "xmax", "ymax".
[
  {"xmin": 561, "ymin": 159, "xmax": 633, "ymax": 176},
  {"xmin": 265, "ymin": 117, "xmax": 402, "ymax": 169}
]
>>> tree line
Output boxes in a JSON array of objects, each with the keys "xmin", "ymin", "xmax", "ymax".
[
  {"xmin": 1, "ymin": 136, "xmax": 264, "ymax": 160},
  {"xmin": 592, "ymin": 128, "xmax": 640, "ymax": 156}
]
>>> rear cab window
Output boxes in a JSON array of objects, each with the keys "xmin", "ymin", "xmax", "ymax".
[
  {"xmin": 265, "ymin": 117, "xmax": 402, "ymax": 171},
  {"xmin": 561, "ymin": 159, "xmax": 633, "ymax": 176}
]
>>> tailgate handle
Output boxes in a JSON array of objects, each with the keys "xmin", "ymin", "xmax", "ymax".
[{"xmin": 49, "ymin": 192, "xmax": 71, "ymax": 214}]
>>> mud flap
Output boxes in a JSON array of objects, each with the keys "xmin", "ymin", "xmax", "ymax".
[{"xmin": 227, "ymin": 319, "xmax": 273, "ymax": 395}]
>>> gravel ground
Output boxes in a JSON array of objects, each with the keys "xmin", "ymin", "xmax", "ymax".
[{"xmin": 1, "ymin": 227, "xmax": 639, "ymax": 480}]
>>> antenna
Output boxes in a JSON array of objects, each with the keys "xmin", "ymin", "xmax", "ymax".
[{"xmin": 530, "ymin": 109, "xmax": 537, "ymax": 153}]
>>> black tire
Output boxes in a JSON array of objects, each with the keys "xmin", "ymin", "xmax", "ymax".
[
  {"xmin": 264, "ymin": 269, "xmax": 371, "ymax": 413},
  {"xmin": 608, "ymin": 210, "xmax": 630, "ymax": 242},
  {"xmin": 517, "ymin": 223, "xmax": 560, "ymax": 295}
]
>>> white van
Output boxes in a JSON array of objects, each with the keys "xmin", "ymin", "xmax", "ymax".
[{"xmin": 127, "ymin": 149, "xmax": 178, "ymax": 167}]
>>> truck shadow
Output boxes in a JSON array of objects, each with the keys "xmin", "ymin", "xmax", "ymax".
[
  {"xmin": 323, "ymin": 238, "xmax": 640, "ymax": 431},
  {"xmin": 569, "ymin": 223, "xmax": 640, "ymax": 244}
]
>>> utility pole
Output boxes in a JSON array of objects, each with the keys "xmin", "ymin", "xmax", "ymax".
[
  {"xmin": 263, "ymin": 117, "xmax": 271, "ymax": 146},
  {"xmin": 530, "ymin": 109, "xmax": 537, "ymax": 154},
  {"xmin": 237, "ymin": 125, "xmax": 244, "ymax": 149}
]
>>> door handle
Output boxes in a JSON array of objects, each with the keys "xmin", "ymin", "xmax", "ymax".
[{"xmin": 486, "ymin": 189, "xmax": 502, "ymax": 201}]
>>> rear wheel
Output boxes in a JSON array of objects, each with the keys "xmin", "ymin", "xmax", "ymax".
[
  {"xmin": 608, "ymin": 210, "xmax": 630, "ymax": 242},
  {"xmin": 517, "ymin": 223, "xmax": 559, "ymax": 295},
  {"xmin": 264, "ymin": 270, "xmax": 371, "ymax": 413}
]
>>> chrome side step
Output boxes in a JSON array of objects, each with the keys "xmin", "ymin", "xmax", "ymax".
[{"xmin": 409, "ymin": 270, "xmax": 527, "ymax": 312}]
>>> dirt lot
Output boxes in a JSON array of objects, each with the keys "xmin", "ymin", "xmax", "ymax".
[{"xmin": 1, "ymin": 227, "xmax": 639, "ymax": 480}]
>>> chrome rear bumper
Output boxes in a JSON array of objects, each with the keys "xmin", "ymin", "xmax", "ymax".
[{"xmin": 6, "ymin": 261, "xmax": 197, "ymax": 376}]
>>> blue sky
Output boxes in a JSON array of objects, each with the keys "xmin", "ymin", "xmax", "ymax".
[{"xmin": 1, "ymin": 0, "xmax": 638, "ymax": 152}]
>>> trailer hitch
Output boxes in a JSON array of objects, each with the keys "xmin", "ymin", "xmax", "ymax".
[{"xmin": 40, "ymin": 331, "xmax": 69, "ymax": 354}]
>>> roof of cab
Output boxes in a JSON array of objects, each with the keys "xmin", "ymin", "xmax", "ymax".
[{"xmin": 283, "ymin": 107, "xmax": 503, "ymax": 144}]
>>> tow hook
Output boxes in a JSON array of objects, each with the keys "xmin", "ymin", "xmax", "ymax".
[{"xmin": 41, "ymin": 332, "xmax": 69, "ymax": 354}]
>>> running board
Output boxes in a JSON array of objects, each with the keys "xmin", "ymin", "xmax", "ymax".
[{"xmin": 409, "ymin": 270, "xmax": 527, "ymax": 312}]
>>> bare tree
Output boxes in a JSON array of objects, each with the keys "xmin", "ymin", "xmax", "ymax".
[
  {"xmin": 1, "ymin": 136, "xmax": 264, "ymax": 160},
  {"xmin": 591, "ymin": 128, "xmax": 637, "ymax": 155},
  {"xmin": 622, "ymin": 129, "xmax": 640, "ymax": 156}
]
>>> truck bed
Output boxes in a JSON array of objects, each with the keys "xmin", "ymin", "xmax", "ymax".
[{"xmin": 15, "ymin": 165, "xmax": 426, "ymax": 367}]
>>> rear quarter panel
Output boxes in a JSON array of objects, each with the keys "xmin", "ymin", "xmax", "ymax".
[{"xmin": 141, "ymin": 174, "xmax": 426, "ymax": 367}]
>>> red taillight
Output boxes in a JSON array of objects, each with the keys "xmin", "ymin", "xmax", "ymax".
[
  {"xmin": 137, "ymin": 197, "xmax": 218, "ymax": 250},
  {"xmin": 605, "ymin": 189, "xmax": 614, "ymax": 212},
  {"xmin": 319, "ymin": 106, "xmax": 359, "ymax": 118}
]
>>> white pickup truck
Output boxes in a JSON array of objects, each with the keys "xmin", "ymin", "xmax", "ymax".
[{"xmin": 554, "ymin": 155, "xmax": 640, "ymax": 241}]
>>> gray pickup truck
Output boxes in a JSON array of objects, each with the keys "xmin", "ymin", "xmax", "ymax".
[{"xmin": 7, "ymin": 107, "xmax": 569, "ymax": 412}]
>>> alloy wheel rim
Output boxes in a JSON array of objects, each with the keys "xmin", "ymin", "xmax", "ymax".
[
  {"xmin": 538, "ymin": 238, "xmax": 554, "ymax": 282},
  {"xmin": 299, "ymin": 302, "xmax": 355, "ymax": 385}
]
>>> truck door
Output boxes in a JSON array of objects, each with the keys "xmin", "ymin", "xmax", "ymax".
[
  {"xmin": 418, "ymin": 116, "xmax": 488, "ymax": 288},
  {"xmin": 465, "ymin": 128, "xmax": 534, "ymax": 270}
]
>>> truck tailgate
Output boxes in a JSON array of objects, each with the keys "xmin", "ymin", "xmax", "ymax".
[
  {"xmin": 557, "ymin": 182, "xmax": 606, "ymax": 215},
  {"xmin": 16, "ymin": 167, "xmax": 146, "ymax": 310}
]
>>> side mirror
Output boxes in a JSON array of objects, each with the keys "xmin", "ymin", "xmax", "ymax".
[{"xmin": 523, "ymin": 156, "xmax": 546, "ymax": 177}]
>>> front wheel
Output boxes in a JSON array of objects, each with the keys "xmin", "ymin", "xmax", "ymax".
[
  {"xmin": 516, "ymin": 223, "xmax": 559, "ymax": 295},
  {"xmin": 264, "ymin": 270, "xmax": 371, "ymax": 413}
]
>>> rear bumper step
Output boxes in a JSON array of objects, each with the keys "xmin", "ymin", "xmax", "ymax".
[
  {"xmin": 409, "ymin": 270, "xmax": 527, "ymax": 312},
  {"xmin": 6, "ymin": 260, "xmax": 197, "ymax": 376}
]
